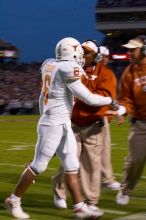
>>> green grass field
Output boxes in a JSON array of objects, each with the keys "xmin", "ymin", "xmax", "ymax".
[{"xmin": 0, "ymin": 115, "xmax": 146, "ymax": 220}]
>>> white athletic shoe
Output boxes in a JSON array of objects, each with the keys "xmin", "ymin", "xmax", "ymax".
[
  {"xmin": 54, "ymin": 194, "xmax": 67, "ymax": 209},
  {"xmin": 107, "ymin": 181, "xmax": 121, "ymax": 191},
  {"xmin": 74, "ymin": 203, "xmax": 104, "ymax": 219},
  {"xmin": 88, "ymin": 205, "xmax": 104, "ymax": 216},
  {"xmin": 5, "ymin": 196, "xmax": 30, "ymax": 219},
  {"xmin": 116, "ymin": 191, "xmax": 130, "ymax": 205}
]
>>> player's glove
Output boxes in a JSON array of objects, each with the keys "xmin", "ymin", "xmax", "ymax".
[{"xmin": 111, "ymin": 99, "xmax": 119, "ymax": 110}]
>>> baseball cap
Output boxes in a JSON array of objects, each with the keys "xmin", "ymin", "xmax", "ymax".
[
  {"xmin": 122, "ymin": 38, "xmax": 143, "ymax": 49},
  {"xmin": 82, "ymin": 41, "xmax": 98, "ymax": 53},
  {"xmin": 99, "ymin": 46, "xmax": 109, "ymax": 55}
]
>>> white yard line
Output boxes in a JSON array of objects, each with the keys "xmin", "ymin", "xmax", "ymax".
[
  {"xmin": 0, "ymin": 163, "xmax": 24, "ymax": 168},
  {"xmin": 0, "ymin": 162, "xmax": 56, "ymax": 170},
  {"xmin": 0, "ymin": 140, "xmax": 34, "ymax": 145},
  {"xmin": 1, "ymin": 162, "xmax": 146, "ymax": 180},
  {"xmin": 113, "ymin": 213, "xmax": 146, "ymax": 220},
  {"xmin": 0, "ymin": 140, "xmax": 129, "ymax": 150},
  {"xmin": 103, "ymin": 209, "xmax": 129, "ymax": 215},
  {"xmin": 112, "ymin": 147, "xmax": 128, "ymax": 150},
  {"xmin": 0, "ymin": 141, "xmax": 34, "ymax": 151},
  {"xmin": 0, "ymin": 146, "xmax": 34, "ymax": 151},
  {"xmin": 6, "ymin": 145, "xmax": 34, "ymax": 151}
]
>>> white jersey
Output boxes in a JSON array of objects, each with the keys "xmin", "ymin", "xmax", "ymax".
[
  {"xmin": 39, "ymin": 59, "xmax": 112, "ymax": 125},
  {"xmin": 39, "ymin": 59, "xmax": 84, "ymax": 125}
]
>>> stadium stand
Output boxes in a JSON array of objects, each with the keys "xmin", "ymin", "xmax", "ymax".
[{"xmin": 0, "ymin": 62, "xmax": 41, "ymax": 115}]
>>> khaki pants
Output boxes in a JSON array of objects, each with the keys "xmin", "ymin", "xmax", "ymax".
[
  {"xmin": 52, "ymin": 121, "xmax": 103, "ymax": 205},
  {"xmin": 101, "ymin": 117, "xmax": 115, "ymax": 184},
  {"xmin": 121, "ymin": 119, "xmax": 146, "ymax": 194}
]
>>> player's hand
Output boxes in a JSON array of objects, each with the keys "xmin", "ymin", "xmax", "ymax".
[
  {"xmin": 105, "ymin": 110, "xmax": 118, "ymax": 116},
  {"xmin": 111, "ymin": 99, "xmax": 119, "ymax": 110}
]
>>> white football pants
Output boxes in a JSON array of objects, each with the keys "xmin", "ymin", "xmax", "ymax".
[{"xmin": 31, "ymin": 122, "xmax": 79, "ymax": 174}]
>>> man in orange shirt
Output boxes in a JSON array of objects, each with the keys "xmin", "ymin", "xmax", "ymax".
[
  {"xmin": 98, "ymin": 46, "xmax": 120, "ymax": 190},
  {"xmin": 106, "ymin": 35, "xmax": 146, "ymax": 205},
  {"xmin": 52, "ymin": 40, "xmax": 118, "ymax": 211}
]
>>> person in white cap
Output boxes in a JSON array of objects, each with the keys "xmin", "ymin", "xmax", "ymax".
[
  {"xmin": 99, "ymin": 46, "xmax": 110, "ymax": 66},
  {"xmin": 106, "ymin": 35, "xmax": 146, "ymax": 205},
  {"xmin": 52, "ymin": 40, "xmax": 118, "ymax": 210},
  {"xmin": 97, "ymin": 46, "xmax": 121, "ymax": 190}
]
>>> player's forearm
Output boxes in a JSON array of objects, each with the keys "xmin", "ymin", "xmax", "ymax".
[
  {"xmin": 68, "ymin": 79, "xmax": 112, "ymax": 106},
  {"xmin": 39, "ymin": 92, "xmax": 44, "ymax": 115},
  {"xmin": 85, "ymin": 92, "xmax": 112, "ymax": 106}
]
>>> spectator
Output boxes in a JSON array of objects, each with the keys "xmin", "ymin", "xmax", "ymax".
[{"xmin": 0, "ymin": 62, "xmax": 41, "ymax": 114}]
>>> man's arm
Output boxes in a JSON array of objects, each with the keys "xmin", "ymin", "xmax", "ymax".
[
  {"xmin": 67, "ymin": 79, "xmax": 112, "ymax": 106},
  {"xmin": 39, "ymin": 91, "xmax": 44, "ymax": 115},
  {"xmin": 106, "ymin": 105, "xmax": 126, "ymax": 116}
]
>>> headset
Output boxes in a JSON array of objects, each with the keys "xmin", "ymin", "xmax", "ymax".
[
  {"xmin": 138, "ymin": 35, "xmax": 146, "ymax": 56},
  {"xmin": 94, "ymin": 45, "xmax": 110, "ymax": 63},
  {"xmin": 82, "ymin": 40, "xmax": 110, "ymax": 63},
  {"xmin": 94, "ymin": 50, "xmax": 103, "ymax": 63},
  {"xmin": 82, "ymin": 39, "xmax": 102, "ymax": 64}
]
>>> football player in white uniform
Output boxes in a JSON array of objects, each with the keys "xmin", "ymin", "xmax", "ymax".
[{"xmin": 5, "ymin": 37, "xmax": 113, "ymax": 219}]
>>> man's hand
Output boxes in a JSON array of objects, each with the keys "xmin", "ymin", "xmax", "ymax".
[
  {"xmin": 111, "ymin": 99, "xmax": 119, "ymax": 110},
  {"xmin": 106, "ymin": 110, "xmax": 118, "ymax": 116},
  {"xmin": 106, "ymin": 105, "xmax": 126, "ymax": 117}
]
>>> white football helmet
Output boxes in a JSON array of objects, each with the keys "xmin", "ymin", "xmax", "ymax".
[{"xmin": 55, "ymin": 37, "xmax": 85, "ymax": 67}]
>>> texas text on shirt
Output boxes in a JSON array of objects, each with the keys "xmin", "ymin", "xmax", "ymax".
[
  {"xmin": 119, "ymin": 63, "xmax": 146, "ymax": 119},
  {"xmin": 72, "ymin": 62, "xmax": 117, "ymax": 126}
]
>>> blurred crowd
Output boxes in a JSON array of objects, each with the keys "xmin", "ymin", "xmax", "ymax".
[
  {"xmin": 0, "ymin": 59, "xmax": 126, "ymax": 115},
  {"xmin": 0, "ymin": 62, "xmax": 41, "ymax": 115}
]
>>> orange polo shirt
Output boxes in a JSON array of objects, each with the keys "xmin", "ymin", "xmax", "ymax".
[{"xmin": 71, "ymin": 63, "xmax": 117, "ymax": 126}]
